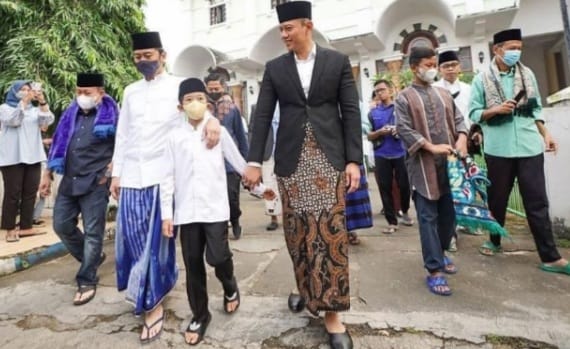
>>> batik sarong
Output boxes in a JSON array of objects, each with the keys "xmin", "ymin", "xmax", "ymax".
[
  {"xmin": 115, "ymin": 185, "xmax": 178, "ymax": 315},
  {"xmin": 345, "ymin": 165, "xmax": 373, "ymax": 231},
  {"xmin": 277, "ymin": 123, "xmax": 350, "ymax": 316},
  {"xmin": 447, "ymin": 154, "xmax": 508, "ymax": 237}
]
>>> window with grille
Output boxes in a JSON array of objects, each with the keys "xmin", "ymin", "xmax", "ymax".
[
  {"xmin": 209, "ymin": 0, "xmax": 226, "ymax": 25},
  {"xmin": 271, "ymin": 0, "xmax": 289, "ymax": 9}
]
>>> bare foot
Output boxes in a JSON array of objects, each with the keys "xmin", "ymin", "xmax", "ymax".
[{"xmin": 324, "ymin": 311, "xmax": 346, "ymax": 334}]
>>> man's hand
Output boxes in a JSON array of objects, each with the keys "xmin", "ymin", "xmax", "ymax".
[
  {"xmin": 488, "ymin": 100, "xmax": 516, "ymax": 117},
  {"xmin": 110, "ymin": 177, "xmax": 120, "ymax": 200},
  {"xmin": 455, "ymin": 134, "xmax": 468, "ymax": 158},
  {"xmin": 203, "ymin": 117, "xmax": 221, "ymax": 149},
  {"xmin": 544, "ymin": 132, "xmax": 558, "ymax": 154},
  {"xmin": 426, "ymin": 143, "xmax": 454, "ymax": 155},
  {"xmin": 243, "ymin": 166, "xmax": 262, "ymax": 189},
  {"xmin": 345, "ymin": 162, "xmax": 360, "ymax": 194},
  {"xmin": 162, "ymin": 219, "xmax": 174, "ymax": 238},
  {"xmin": 39, "ymin": 176, "xmax": 51, "ymax": 197}
]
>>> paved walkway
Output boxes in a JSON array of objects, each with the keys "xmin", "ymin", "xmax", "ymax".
[{"xmin": 0, "ymin": 176, "xmax": 569, "ymax": 348}]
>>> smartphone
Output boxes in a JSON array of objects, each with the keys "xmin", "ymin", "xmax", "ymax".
[{"xmin": 513, "ymin": 90, "xmax": 526, "ymax": 103}]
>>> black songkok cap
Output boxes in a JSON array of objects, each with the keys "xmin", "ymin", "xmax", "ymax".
[
  {"xmin": 493, "ymin": 29, "xmax": 522, "ymax": 44},
  {"xmin": 276, "ymin": 1, "xmax": 312, "ymax": 23},
  {"xmin": 438, "ymin": 50, "xmax": 459, "ymax": 66},
  {"xmin": 77, "ymin": 73, "xmax": 104, "ymax": 87},
  {"xmin": 131, "ymin": 31, "xmax": 163, "ymax": 50},
  {"xmin": 178, "ymin": 78, "xmax": 207, "ymax": 102}
]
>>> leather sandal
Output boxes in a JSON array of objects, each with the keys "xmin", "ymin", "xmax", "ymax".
[
  {"xmin": 5, "ymin": 230, "xmax": 19, "ymax": 243},
  {"xmin": 185, "ymin": 312, "xmax": 211, "ymax": 346},
  {"xmin": 223, "ymin": 287, "xmax": 240, "ymax": 314},
  {"xmin": 287, "ymin": 293, "xmax": 305, "ymax": 313},
  {"xmin": 73, "ymin": 285, "xmax": 96, "ymax": 306},
  {"xmin": 140, "ymin": 308, "xmax": 165, "ymax": 345},
  {"xmin": 328, "ymin": 330, "xmax": 353, "ymax": 349}
]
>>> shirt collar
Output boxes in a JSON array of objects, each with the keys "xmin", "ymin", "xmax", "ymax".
[{"xmin": 294, "ymin": 43, "xmax": 317, "ymax": 63}]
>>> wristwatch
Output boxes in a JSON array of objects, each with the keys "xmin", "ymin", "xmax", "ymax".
[
  {"xmin": 39, "ymin": 101, "xmax": 48, "ymax": 106},
  {"xmin": 105, "ymin": 169, "xmax": 112, "ymax": 178}
]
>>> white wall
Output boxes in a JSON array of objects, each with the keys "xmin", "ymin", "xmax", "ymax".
[
  {"xmin": 544, "ymin": 106, "xmax": 570, "ymax": 222},
  {"xmin": 511, "ymin": 0, "xmax": 564, "ymax": 37}
]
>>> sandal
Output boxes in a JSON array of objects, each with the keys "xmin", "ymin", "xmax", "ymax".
[
  {"xmin": 185, "ymin": 312, "xmax": 211, "ymax": 346},
  {"xmin": 224, "ymin": 288, "xmax": 240, "ymax": 314},
  {"xmin": 18, "ymin": 229, "xmax": 47, "ymax": 238},
  {"xmin": 443, "ymin": 256, "xmax": 458, "ymax": 274},
  {"xmin": 347, "ymin": 232, "xmax": 360, "ymax": 245},
  {"xmin": 540, "ymin": 262, "xmax": 570, "ymax": 276},
  {"xmin": 73, "ymin": 285, "xmax": 96, "ymax": 306},
  {"xmin": 478, "ymin": 241, "xmax": 502, "ymax": 257},
  {"xmin": 5, "ymin": 230, "xmax": 19, "ymax": 243},
  {"xmin": 140, "ymin": 308, "xmax": 165, "ymax": 344},
  {"xmin": 426, "ymin": 275, "xmax": 452, "ymax": 296},
  {"xmin": 382, "ymin": 225, "xmax": 397, "ymax": 235}
]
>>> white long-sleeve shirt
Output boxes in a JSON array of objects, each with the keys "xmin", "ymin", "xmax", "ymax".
[
  {"xmin": 433, "ymin": 78, "xmax": 472, "ymax": 128},
  {"xmin": 112, "ymin": 73, "xmax": 183, "ymax": 188},
  {"xmin": 0, "ymin": 103, "xmax": 54, "ymax": 166},
  {"xmin": 160, "ymin": 114, "xmax": 247, "ymax": 224}
]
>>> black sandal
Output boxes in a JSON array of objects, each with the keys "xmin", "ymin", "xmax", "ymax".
[
  {"xmin": 73, "ymin": 285, "xmax": 96, "ymax": 306},
  {"xmin": 185, "ymin": 313, "xmax": 211, "ymax": 346},
  {"xmin": 223, "ymin": 288, "xmax": 240, "ymax": 314},
  {"xmin": 140, "ymin": 308, "xmax": 165, "ymax": 345}
]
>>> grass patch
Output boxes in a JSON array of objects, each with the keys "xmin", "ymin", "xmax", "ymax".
[{"xmin": 486, "ymin": 334, "xmax": 558, "ymax": 348}]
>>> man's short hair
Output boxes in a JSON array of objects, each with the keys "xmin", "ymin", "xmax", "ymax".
[
  {"xmin": 374, "ymin": 79, "xmax": 392, "ymax": 88},
  {"xmin": 204, "ymin": 72, "xmax": 226, "ymax": 86},
  {"xmin": 409, "ymin": 47, "xmax": 436, "ymax": 67}
]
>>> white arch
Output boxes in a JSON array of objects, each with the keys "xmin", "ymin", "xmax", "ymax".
[
  {"xmin": 248, "ymin": 25, "xmax": 332, "ymax": 65},
  {"xmin": 375, "ymin": 0, "xmax": 455, "ymax": 44},
  {"xmin": 172, "ymin": 45, "xmax": 229, "ymax": 78}
]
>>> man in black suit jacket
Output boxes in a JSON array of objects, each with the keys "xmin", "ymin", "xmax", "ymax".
[{"xmin": 243, "ymin": 2, "xmax": 361, "ymax": 349}]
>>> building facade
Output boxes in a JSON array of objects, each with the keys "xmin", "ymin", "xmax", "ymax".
[{"xmin": 145, "ymin": 0, "xmax": 570, "ymax": 119}]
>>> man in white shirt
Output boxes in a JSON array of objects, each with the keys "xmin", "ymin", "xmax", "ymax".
[
  {"xmin": 161, "ymin": 78, "xmax": 262, "ymax": 345},
  {"xmin": 110, "ymin": 32, "xmax": 221, "ymax": 344},
  {"xmin": 434, "ymin": 50, "xmax": 472, "ymax": 128}
]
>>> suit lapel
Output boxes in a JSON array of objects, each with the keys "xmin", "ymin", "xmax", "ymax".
[
  {"xmin": 308, "ymin": 45, "xmax": 326, "ymax": 101},
  {"xmin": 285, "ymin": 52, "xmax": 306, "ymax": 101}
]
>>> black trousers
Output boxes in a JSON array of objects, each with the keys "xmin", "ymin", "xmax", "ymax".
[
  {"xmin": 485, "ymin": 154, "xmax": 560, "ymax": 263},
  {"xmin": 226, "ymin": 172, "xmax": 242, "ymax": 225},
  {"xmin": 180, "ymin": 221, "xmax": 237, "ymax": 322},
  {"xmin": 374, "ymin": 156, "xmax": 411, "ymax": 225},
  {"xmin": 1, "ymin": 163, "xmax": 41, "ymax": 230}
]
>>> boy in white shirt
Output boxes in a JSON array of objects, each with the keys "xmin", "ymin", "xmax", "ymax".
[{"xmin": 160, "ymin": 78, "xmax": 270, "ymax": 346}]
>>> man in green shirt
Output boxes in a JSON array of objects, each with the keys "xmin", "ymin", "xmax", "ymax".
[{"xmin": 469, "ymin": 28, "xmax": 569, "ymax": 275}]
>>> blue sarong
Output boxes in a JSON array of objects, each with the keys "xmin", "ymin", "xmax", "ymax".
[
  {"xmin": 115, "ymin": 185, "xmax": 178, "ymax": 315},
  {"xmin": 345, "ymin": 166, "xmax": 373, "ymax": 231}
]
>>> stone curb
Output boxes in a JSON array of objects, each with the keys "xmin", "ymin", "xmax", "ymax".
[
  {"xmin": 0, "ymin": 242, "xmax": 68, "ymax": 277},
  {"xmin": 0, "ymin": 224, "xmax": 116, "ymax": 277}
]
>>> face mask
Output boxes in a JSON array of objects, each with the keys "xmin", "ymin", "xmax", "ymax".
[
  {"xmin": 183, "ymin": 101, "xmax": 208, "ymax": 121},
  {"xmin": 417, "ymin": 67, "xmax": 438, "ymax": 84},
  {"xmin": 208, "ymin": 92, "xmax": 223, "ymax": 102},
  {"xmin": 15, "ymin": 91, "xmax": 27, "ymax": 100},
  {"xmin": 77, "ymin": 95, "xmax": 97, "ymax": 110},
  {"xmin": 502, "ymin": 49, "xmax": 521, "ymax": 67},
  {"xmin": 136, "ymin": 60, "xmax": 160, "ymax": 80}
]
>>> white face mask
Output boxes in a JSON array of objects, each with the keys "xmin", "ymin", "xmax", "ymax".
[
  {"xmin": 15, "ymin": 91, "xmax": 28, "ymax": 100},
  {"xmin": 183, "ymin": 100, "xmax": 207, "ymax": 121},
  {"xmin": 417, "ymin": 67, "xmax": 438, "ymax": 84},
  {"xmin": 77, "ymin": 95, "xmax": 97, "ymax": 111}
]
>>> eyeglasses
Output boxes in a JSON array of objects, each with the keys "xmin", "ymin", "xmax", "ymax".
[{"xmin": 440, "ymin": 62, "xmax": 459, "ymax": 70}]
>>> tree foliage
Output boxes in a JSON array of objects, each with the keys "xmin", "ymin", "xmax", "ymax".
[{"xmin": 0, "ymin": 0, "xmax": 147, "ymax": 116}]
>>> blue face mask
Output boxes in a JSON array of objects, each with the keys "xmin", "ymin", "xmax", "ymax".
[
  {"xmin": 136, "ymin": 60, "xmax": 159, "ymax": 80},
  {"xmin": 502, "ymin": 49, "xmax": 521, "ymax": 67}
]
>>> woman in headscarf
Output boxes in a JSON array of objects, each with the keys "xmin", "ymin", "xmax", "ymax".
[{"xmin": 0, "ymin": 80, "xmax": 54, "ymax": 242}]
